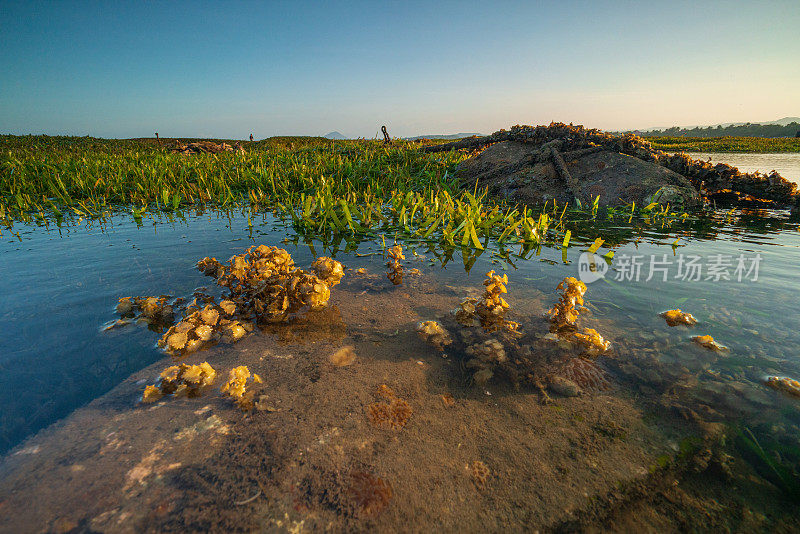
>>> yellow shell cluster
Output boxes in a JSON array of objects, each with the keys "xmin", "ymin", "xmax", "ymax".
[
  {"xmin": 221, "ymin": 365, "xmax": 263, "ymax": 410},
  {"xmin": 549, "ymin": 278, "xmax": 611, "ymax": 357},
  {"xmin": 765, "ymin": 376, "xmax": 800, "ymax": 398},
  {"xmin": 386, "ymin": 244, "xmax": 405, "ymax": 285},
  {"xmin": 198, "ymin": 246, "xmax": 344, "ymax": 323},
  {"xmin": 692, "ymin": 334, "xmax": 728, "ymax": 352},
  {"xmin": 142, "ymin": 362, "xmax": 217, "ymax": 403},
  {"xmin": 660, "ymin": 309, "xmax": 698, "ymax": 327},
  {"xmin": 549, "ymin": 277, "xmax": 587, "ymax": 331},
  {"xmin": 416, "ymin": 320, "xmax": 453, "ymax": 351},
  {"xmin": 115, "ymin": 295, "xmax": 174, "ymax": 325},
  {"xmin": 572, "ymin": 328, "xmax": 611, "ymax": 356},
  {"xmin": 455, "ymin": 271, "xmax": 520, "ymax": 335},
  {"xmin": 311, "ymin": 256, "xmax": 345, "ymax": 287},
  {"xmin": 465, "ymin": 338, "xmax": 507, "ymax": 386},
  {"xmin": 158, "ymin": 300, "xmax": 251, "ymax": 355}
]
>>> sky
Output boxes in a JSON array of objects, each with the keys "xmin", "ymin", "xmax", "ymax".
[{"xmin": 1, "ymin": 1, "xmax": 798, "ymax": 139}]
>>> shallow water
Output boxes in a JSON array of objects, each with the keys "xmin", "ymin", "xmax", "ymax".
[
  {"xmin": 2, "ymin": 206, "xmax": 800, "ymax": 530},
  {"xmin": 687, "ymin": 152, "xmax": 800, "ymax": 185}
]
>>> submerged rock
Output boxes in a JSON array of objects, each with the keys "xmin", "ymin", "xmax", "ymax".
[{"xmin": 548, "ymin": 376, "xmax": 581, "ymax": 397}]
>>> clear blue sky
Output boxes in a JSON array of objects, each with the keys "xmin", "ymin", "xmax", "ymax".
[{"xmin": 1, "ymin": 1, "xmax": 798, "ymax": 139}]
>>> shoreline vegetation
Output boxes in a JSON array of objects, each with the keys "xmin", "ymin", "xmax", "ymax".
[
  {"xmin": 648, "ymin": 136, "xmax": 800, "ymax": 154},
  {"xmin": 0, "ymin": 133, "xmax": 692, "ymax": 258}
]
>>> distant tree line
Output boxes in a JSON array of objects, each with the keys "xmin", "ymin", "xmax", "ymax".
[{"xmin": 635, "ymin": 122, "xmax": 800, "ymax": 138}]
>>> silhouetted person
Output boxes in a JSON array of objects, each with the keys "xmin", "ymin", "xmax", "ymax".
[{"xmin": 250, "ymin": 134, "xmax": 254, "ymax": 142}]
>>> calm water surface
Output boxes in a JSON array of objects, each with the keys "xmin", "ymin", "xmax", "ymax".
[{"xmin": 2, "ymin": 207, "xmax": 800, "ymax": 458}]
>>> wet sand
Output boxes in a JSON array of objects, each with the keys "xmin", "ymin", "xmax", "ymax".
[{"xmin": 1, "ymin": 270, "xmax": 797, "ymax": 533}]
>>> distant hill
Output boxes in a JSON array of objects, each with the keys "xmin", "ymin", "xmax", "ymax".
[
  {"xmin": 627, "ymin": 117, "xmax": 800, "ymax": 139},
  {"xmin": 405, "ymin": 133, "xmax": 484, "ymax": 141},
  {"xmin": 631, "ymin": 117, "xmax": 800, "ymax": 135},
  {"xmin": 323, "ymin": 131, "xmax": 347, "ymax": 140}
]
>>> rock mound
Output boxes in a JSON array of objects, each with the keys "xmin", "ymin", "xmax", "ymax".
[
  {"xmin": 457, "ymin": 141, "xmax": 699, "ymax": 207},
  {"xmin": 425, "ymin": 123, "xmax": 799, "ymax": 211},
  {"xmin": 172, "ymin": 141, "xmax": 244, "ymax": 155}
]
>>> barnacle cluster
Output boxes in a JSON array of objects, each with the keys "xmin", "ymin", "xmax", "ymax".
[
  {"xmin": 549, "ymin": 277, "xmax": 611, "ymax": 357},
  {"xmin": 385, "ymin": 244, "xmax": 404, "ymax": 285},
  {"xmin": 661, "ymin": 309, "xmax": 698, "ymax": 327},
  {"xmin": 465, "ymin": 339, "xmax": 507, "ymax": 386},
  {"xmin": 347, "ymin": 471, "xmax": 393, "ymax": 518},
  {"xmin": 455, "ymin": 271, "xmax": 520, "ymax": 335},
  {"xmin": 158, "ymin": 300, "xmax": 250, "ymax": 355},
  {"xmin": 416, "ymin": 320, "xmax": 453, "ymax": 351},
  {"xmin": 692, "ymin": 335, "xmax": 729, "ymax": 352},
  {"xmin": 197, "ymin": 245, "xmax": 344, "ymax": 323},
  {"xmin": 221, "ymin": 365, "xmax": 263, "ymax": 410},
  {"xmin": 142, "ymin": 362, "xmax": 217, "ymax": 403},
  {"xmin": 367, "ymin": 385, "xmax": 413, "ymax": 430},
  {"xmin": 116, "ymin": 295, "xmax": 175, "ymax": 326},
  {"xmin": 765, "ymin": 376, "xmax": 800, "ymax": 398}
]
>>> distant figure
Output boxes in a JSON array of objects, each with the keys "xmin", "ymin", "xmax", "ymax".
[{"xmin": 250, "ymin": 134, "xmax": 254, "ymax": 142}]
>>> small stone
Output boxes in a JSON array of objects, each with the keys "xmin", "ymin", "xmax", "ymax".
[{"xmin": 549, "ymin": 376, "xmax": 581, "ymax": 397}]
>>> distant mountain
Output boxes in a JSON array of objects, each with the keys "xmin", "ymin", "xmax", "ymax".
[
  {"xmin": 765, "ymin": 117, "xmax": 800, "ymax": 126},
  {"xmin": 323, "ymin": 131, "xmax": 347, "ymax": 140},
  {"xmin": 405, "ymin": 132, "xmax": 484, "ymax": 141}
]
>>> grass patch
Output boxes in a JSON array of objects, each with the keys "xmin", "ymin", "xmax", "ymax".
[{"xmin": 0, "ymin": 135, "xmax": 691, "ymax": 254}]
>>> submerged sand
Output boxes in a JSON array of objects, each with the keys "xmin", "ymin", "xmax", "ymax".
[{"xmin": 0, "ymin": 269, "xmax": 797, "ymax": 533}]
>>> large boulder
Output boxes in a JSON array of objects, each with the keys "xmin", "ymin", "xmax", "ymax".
[{"xmin": 457, "ymin": 141, "xmax": 699, "ymax": 207}]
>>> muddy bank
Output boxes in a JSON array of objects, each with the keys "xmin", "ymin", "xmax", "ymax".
[
  {"xmin": 425, "ymin": 123, "xmax": 800, "ymax": 212},
  {"xmin": 1, "ymin": 263, "xmax": 797, "ymax": 533}
]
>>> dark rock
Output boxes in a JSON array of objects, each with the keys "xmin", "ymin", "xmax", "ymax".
[
  {"xmin": 457, "ymin": 141, "xmax": 699, "ymax": 207},
  {"xmin": 427, "ymin": 123, "xmax": 798, "ymax": 210}
]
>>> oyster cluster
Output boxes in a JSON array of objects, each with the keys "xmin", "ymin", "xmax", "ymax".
[
  {"xmin": 465, "ymin": 338, "xmax": 507, "ymax": 386},
  {"xmin": 549, "ymin": 277, "xmax": 587, "ymax": 331},
  {"xmin": 455, "ymin": 271, "xmax": 520, "ymax": 335},
  {"xmin": 416, "ymin": 320, "xmax": 453, "ymax": 351},
  {"xmin": 549, "ymin": 277, "xmax": 611, "ymax": 357},
  {"xmin": 691, "ymin": 334, "xmax": 728, "ymax": 352},
  {"xmin": 385, "ymin": 244, "xmax": 404, "ymax": 285},
  {"xmin": 197, "ymin": 245, "xmax": 344, "ymax": 323},
  {"xmin": 765, "ymin": 376, "xmax": 800, "ymax": 398},
  {"xmin": 115, "ymin": 295, "xmax": 175, "ymax": 326},
  {"xmin": 158, "ymin": 300, "xmax": 251, "ymax": 355},
  {"xmin": 221, "ymin": 365, "xmax": 263, "ymax": 410},
  {"xmin": 661, "ymin": 309, "xmax": 698, "ymax": 327},
  {"xmin": 142, "ymin": 362, "xmax": 217, "ymax": 403}
]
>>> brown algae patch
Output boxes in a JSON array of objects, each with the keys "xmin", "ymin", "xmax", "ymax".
[
  {"xmin": 329, "ymin": 345, "xmax": 357, "ymax": 367},
  {"xmin": 347, "ymin": 471, "xmax": 393, "ymax": 518},
  {"xmin": 367, "ymin": 385, "xmax": 413, "ymax": 430}
]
